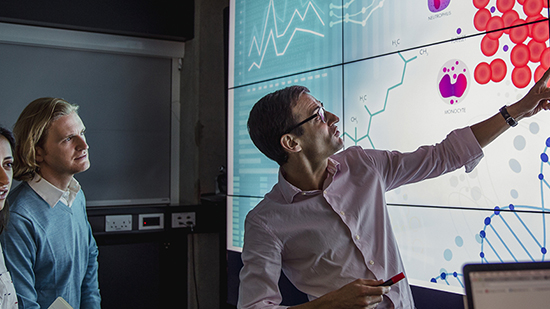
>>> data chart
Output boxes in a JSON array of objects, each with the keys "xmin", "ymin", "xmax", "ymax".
[{"xmin": 231, "ymin": 0, "xmax": 343, "ymax": 86}]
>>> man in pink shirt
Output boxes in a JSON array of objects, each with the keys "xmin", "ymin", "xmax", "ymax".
[{"xmin": 239, "ymin": 69, "xmax": 550, "ymax": 309}]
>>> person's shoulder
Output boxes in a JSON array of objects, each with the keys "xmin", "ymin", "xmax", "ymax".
[
  {"xmin": 246, "ymin": 195, "xmax": 271, "ymax": 217},
  {"xmin": 8, "ymin": 182, "xmax": 50, "ymax": 219},
  {"xmin": 244, "ymin": 188, "xmax": 283, "ymax": 223},
  {"xmin": 74, "ymin": 189, "xmax": 87, "ymax": 207},
  {"xmin": 7, "ymin": 181, "xmax": 29, "ymax": 196},
  {"xmin": 7, "ymin": 182, "xmax": 35, "ymax": 209},
  {"xmin": 332, "ymin": 146, "xmax": 383, "ymax": 162},
  {"xmin": 332, "ymin": 146, "xmax": 368, "ymax": 157}
]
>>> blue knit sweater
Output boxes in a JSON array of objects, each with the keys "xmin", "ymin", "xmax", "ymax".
[{"xmin": 0, "ymin": 182, "xmax": 101, "ymax": 309}]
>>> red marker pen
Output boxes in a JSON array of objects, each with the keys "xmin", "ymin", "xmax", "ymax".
[{"xmin": 378, "ymin": 272, "xmax": 405, "ymax": 286}]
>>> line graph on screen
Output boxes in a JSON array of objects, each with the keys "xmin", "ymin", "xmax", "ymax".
[{"xmin": 248, "ymin": 0, "xmax": 326, "ymax": 71}]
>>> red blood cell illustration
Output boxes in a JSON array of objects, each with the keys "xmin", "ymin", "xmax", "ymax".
[
  {"xmin": 511, "ymin": 44, "xmax": 530, "ymax": 67},
  {"xmin": 502, "ymin": 10, "xmax": 520, "ymax": 32},
  {"xmin": 475, "ymin": 62, "xmax": 492, "ymax": 84},
  {"xmin": 490, "ymin": 58, "xmax": 507, "ymax": 82},
  {"xmin": 512, "ymin": 66, "xmax": 532, "ymax": 88},
  {"xmin": 528, "ymin": 40, "xmax": 546, "ymax": 62},
  {"xmin": 474, "ymin": 8, "xmax": 492, "ymax": 31},
  {"xmin": 472, "ymin": 0, "xmax": 549, "ymax": 87},
  {"xmin": 526, "ymin": 14, "xmax": 545, "ymax": 23},
  {"xmin": 497, "ymin": 0, "xmax": 515, "ymax": 12},
  {"xmin": 541, "ymin": 48, "xmax": 550, "ymax": 69},
  {"xmin": 534, "ymin": 64, "xmax": 546, "ymax": 82},
  {"xmin": 523, "ymin": 0, "xmax": 544, "ymax": 17},
  {"xmin": 473, "ymin": 0, "xmax": 490, "ymax": 9},
  {"xmin": 531, "ymin": 20, "xmax": 550, "ymax": 42},
  {"xmin": 481, "ymin": 35, "xmax": 499, "ymax": 56},
  {"xmin": 509, "ymin": 20, "xmax": 528, "ymax": 44},
  {"xmin": 486, "ymin": 16, "xmax": 504, "ymax": 39},
  {"xmin": 526, "ymin": 14, "xmax": 546, "ymax": 34}
]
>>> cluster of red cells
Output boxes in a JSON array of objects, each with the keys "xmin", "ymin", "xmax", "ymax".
[{"xmin": 473, "ymin": 0, "xmax": 549, "ymax": 88}]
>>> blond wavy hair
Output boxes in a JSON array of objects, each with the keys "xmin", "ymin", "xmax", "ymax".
[{"xmin": 13, "ymin": 98, "xmax": 79, "ymax": 182}]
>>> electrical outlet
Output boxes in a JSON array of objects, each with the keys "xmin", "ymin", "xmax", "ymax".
[
  {"xmin": 105, "ymin": 214, "xmax": 132, "ymax": 232},
  {"xmin": 172, "ymin": 212, "xmax": 195, "ymax": 228}
]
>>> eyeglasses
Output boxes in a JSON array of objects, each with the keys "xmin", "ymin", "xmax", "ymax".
[{"xmin": 284, "ymin": 106, "xmax": 326, "ymax": 135}]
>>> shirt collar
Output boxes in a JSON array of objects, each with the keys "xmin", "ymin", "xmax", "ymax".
[
  {"xmin": 278, "ymin": 157, "xmax": 340, "ymax": 204},
  {"xmin": 326, "ymin": 156, "xmax": 339, "ymax": 175},
  {"xmin": 28, "ymin": 174, "xmax": 81, "ymax": 208}
]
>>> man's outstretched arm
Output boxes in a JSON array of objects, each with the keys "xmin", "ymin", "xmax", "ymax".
[{"xmin": 471, "ymin": 68, "xmax": 550, "ymax": 148}]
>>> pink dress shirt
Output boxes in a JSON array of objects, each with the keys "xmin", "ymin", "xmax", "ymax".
[{"xmin": 238, "ymin": 127, "xmax": 484, "ymax": 309}]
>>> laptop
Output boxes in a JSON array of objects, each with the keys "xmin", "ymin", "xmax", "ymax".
[{"xmin": 463, "ymin": 261, "xmax": 550, "ymax": 309}]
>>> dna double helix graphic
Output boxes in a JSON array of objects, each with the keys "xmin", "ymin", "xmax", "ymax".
[{"xmin": 431, "ymin": 136, "xmax": 550, "ymax": 287}]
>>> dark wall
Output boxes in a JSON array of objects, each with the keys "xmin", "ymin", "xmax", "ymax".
[
  {"xmin": 0, "ymin": 0, "xmax": 194, "ymax": 41},
  {"xmin": 0, "ymin": 42, "xmax": 173, "ymax": 206},
  {"xmin": 88, "ymin": 202, "xmax": 226, "ymax": 309}
]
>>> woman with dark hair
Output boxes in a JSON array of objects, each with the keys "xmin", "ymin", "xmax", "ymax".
[{"xmin": 0, "ymin": 126, "xmax": 18, "ymax": 308}]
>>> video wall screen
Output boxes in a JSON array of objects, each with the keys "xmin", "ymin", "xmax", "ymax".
[{"xmin": 227, "ymin": 0, "xmax": 550, "ymax": 293}]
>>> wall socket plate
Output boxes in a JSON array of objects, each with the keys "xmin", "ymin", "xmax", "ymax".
[
  {"xmin": 138, "ymin": 213, "xmax": 164, "ymax": 230},
  {"xmin": 172, "ymin": 212, "xmax": 195, "ymax": 228},
  {"xmin": 105, "ymin": 214, "xmax": 132, "ymax": 232}
]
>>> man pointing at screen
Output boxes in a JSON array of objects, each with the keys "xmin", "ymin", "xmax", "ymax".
[{"xmin": 239, "ymin": 68, "xmax": 550, "ymax": 309}]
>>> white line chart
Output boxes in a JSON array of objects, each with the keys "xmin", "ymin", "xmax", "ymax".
[
  {"xmin": 248, "ymin": 0, "xmax": 326, "ymax": 71},
  {"xmin": 329, "ymin": 0, "xmax": 386, "ymax": 27}
]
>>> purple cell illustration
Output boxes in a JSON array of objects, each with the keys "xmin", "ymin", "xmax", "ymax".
[{"xmin": 428, "ymin": 0, "xmax": 451, "ymax": 13}]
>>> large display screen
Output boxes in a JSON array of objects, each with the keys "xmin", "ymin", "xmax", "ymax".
[{"xmin": 227, "ymin": 0, "xmax": 550, "ymax": 294}]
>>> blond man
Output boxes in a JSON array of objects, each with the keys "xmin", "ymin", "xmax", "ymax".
[{"xmin": 1, "ymin": 98, "xmax": 100, "ymax": 309}]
